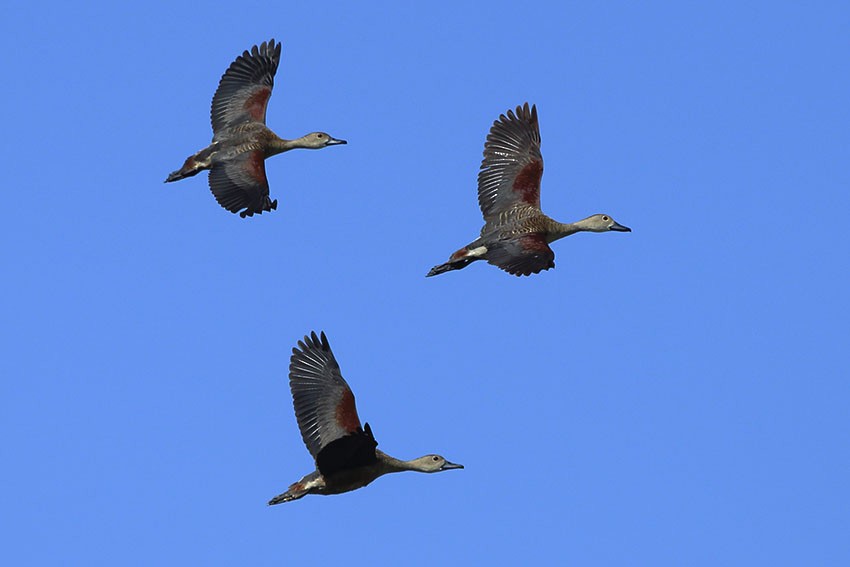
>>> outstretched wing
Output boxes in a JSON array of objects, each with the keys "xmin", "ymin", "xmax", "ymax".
[
  {"xmin": 477, "ymin": 103, "xmax": 544, "ymax": 219},
  {"xmin": 486, "ymin": 234, "xmax": 555, "ymax": 277},
  {"xmin": 210, "ymin": 39, "xmax": 281, "ymax": 133},
  {"xmin": 289, "ymin": 332, "xmax": 378, "ymax": 476},
  {"xmin": 208, "ymin": 150, "xmax": 276, "ymax": 218}
]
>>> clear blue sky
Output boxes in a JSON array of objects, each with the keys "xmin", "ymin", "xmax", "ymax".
[{"xmin": 3, "ymin": 1, "xmax": 849, "ymax": 565}]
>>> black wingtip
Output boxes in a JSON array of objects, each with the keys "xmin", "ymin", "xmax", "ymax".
[
  {"xmin": 255, "ymin": 39, "xmax": 281, "ymax": 62},
  {"xmin": 362, "ymin": 422, "xmax": 377, "ymax": 447},
  {"xmin": 515, "ymin": 102, "xmax": 536, "ymax": 122},
  {"xmin": 301, "ymin": 331, "xmax": 331, "ymax": 352}
]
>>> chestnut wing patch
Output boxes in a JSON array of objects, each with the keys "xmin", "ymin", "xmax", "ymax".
[
  {"xmin": 242, "ymin": 87, "xmax": 272, "ymax": 124},
  {"xmin": 486, "ymin": 234, "xmax": 555, "ymax": 277},
  {"xmin": 512, "ymin": 160, "xmax": 543, "ymax": 206},
  {"xmin": 210, "ymin": 40, "xmax": 281, "ymax": 133},
  {"xmin": 477, "ymin": 103, "xmax": 544, "ymax": 219}
]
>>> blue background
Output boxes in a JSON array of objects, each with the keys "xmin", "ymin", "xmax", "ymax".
[{"xmin": 4, "ymin": 1, "xmax": 849, "ymax": 565}]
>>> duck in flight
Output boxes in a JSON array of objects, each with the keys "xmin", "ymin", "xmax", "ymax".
[
  {"xmin": 427, "ymin": 103, "xmax": 630, "ymax": 277},
  {"xmin": 165, "ymin": 40, "xmax": 346, "ymax": 218},
  {"xmin": 268, "ymin": 332, "xmax": 463, "ymax": 505}
]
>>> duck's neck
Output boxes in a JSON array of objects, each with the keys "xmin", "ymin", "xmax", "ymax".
[
  {"xmin": 548, "ymin": 221, "xmax": 583, "ymax": 242},
  {"xmin": 268, "ymin": 135, "xmax": 309, "ymax": 156},
  {"xmin": 378, "ymin": 451, "xmax": 419, "ymax": 474}
]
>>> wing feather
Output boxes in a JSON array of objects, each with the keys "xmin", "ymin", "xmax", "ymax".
[
  {"xmin": 207, "ymin": 150, "xmax": 276, "ymax": 218},
  {"xmin": 289, "ymin": 332, "xmax": 373, "ymax": 465},
  {"xmin": 477, "ymin": 103, "xmax": 544, "ymax": 218},
  {"xmin": 486, "ymin": 234, "xmax": 555, "ymax": 276},
  {"xmin": 210, "ymin": 40, "xmax": 281, "ymax": 133}
]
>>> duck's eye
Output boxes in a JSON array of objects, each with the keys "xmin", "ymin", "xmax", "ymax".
[
  {"xmin": 603, "ymin": 216, "xmax": 609, "ymax": 221},
  {"xmin": 432, "ymin": 456, "xmax": 440, "ymax": 462},
  {"xmin": 317, "ymin": 134, "xmax": 324, "ymax": 138}
]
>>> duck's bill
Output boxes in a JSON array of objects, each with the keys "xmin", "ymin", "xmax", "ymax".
[
  {"xmin": 441, "ymin": 460, "xmax": 464, "ymax": 471},
  {"xmin": 610, "ymin": 222, "xmax": 631, "ymax": 232},
  {"xmin": 326, "ymin": 137, "xmax": 347, "ymax": 146}
]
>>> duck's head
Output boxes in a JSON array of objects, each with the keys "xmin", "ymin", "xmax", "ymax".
[
  {"xmin": 581, "ymin": 213, "xmax": 631, "ymax": 233},
  {"xmin": 303, "ymin": 132, "xmax": 347, "ymax": 149},
  {"xmin": 411, "ymin": 454, "xmax": 465, "ymax": 473}
]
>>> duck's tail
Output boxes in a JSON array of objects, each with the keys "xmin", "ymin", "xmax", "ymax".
[
  {"xmin": 165, "ymin": 162, "xmax": 199, "ymax": 182},
  {"xmin": 268, "ymin": 482, "xmax": 309, "ymax": 506},
  {"xmin": 165, "ymin": 145, "xmax": 216, "ymax": 183},
  {"xmin": 426, "ymin": 244, "xmax": 485, "ymax": 277}
]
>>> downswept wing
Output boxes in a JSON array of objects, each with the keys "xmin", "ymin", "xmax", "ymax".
[
  {"xmin": 210, "ymin": 39, "xmax": 281, "ymax": 134},
  {"xmin": 486, "ymin": 234, "xmax": 555, "ymax": 277},
  {"xmin": 289, "ymin": 332, "xmax": 378, "ymax": 477},
  {"xmin": 208, "ymin": 150, "xmax": 276, "ymax": 218},
  {"xmin": 477, "ymin": 103, "xmax": 544, "ymax": 219}
]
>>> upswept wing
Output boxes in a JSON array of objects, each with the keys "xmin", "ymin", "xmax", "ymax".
[
  {"xmin": 289, "ymin": 332, "xmax": 377, "ymax": 475},
  {"xmin": 477, "ymin": 103, "xmax": 544, "ymax": 218},
  {"xmin": 210, "ymin": 39, "xmax": 281, "ymax": 133}
]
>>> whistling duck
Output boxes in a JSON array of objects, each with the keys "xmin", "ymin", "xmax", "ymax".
[
  {"xmin": 165, "ymin": 39, "xmax": 346, "ymax": 218},
  {"xmin": 268, "ymin": 332, "xmax": 463, "ymax": 505},
  {"xmin": 427, "ymin": 103, "xmax": 630, "ymax": 277}
]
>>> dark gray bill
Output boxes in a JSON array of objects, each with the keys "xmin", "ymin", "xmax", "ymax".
[{"xmin": 441, "ymin": 460, "xmax": 464, "ymax": 471}]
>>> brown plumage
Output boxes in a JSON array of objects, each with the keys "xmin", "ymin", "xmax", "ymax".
[
  {"xmin": 268, "ymin": 332, "xmax": 463, "ymax": 505},
  {"xmin": 427, "ymin": 103, "xmax": 630, "ymax": 277},
  {"xmin": 165, "ymin": 40, "xmax": 346, "ymax": 218}
]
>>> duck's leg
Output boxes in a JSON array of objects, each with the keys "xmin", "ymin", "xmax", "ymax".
[
  {"xmin": 426, "ymin": 244, "xmax": 487, "ymax": 277},
  {"xmin": 268, "ymin": 471, "xmax": 323, "ymax": 505},
  {"xmin": 268, "ymin": 484, "xmax": 308, "ymax": 505},
  {"xmin": 165, "ymin": 143, "xmax": 218, "ymax": 183}
]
